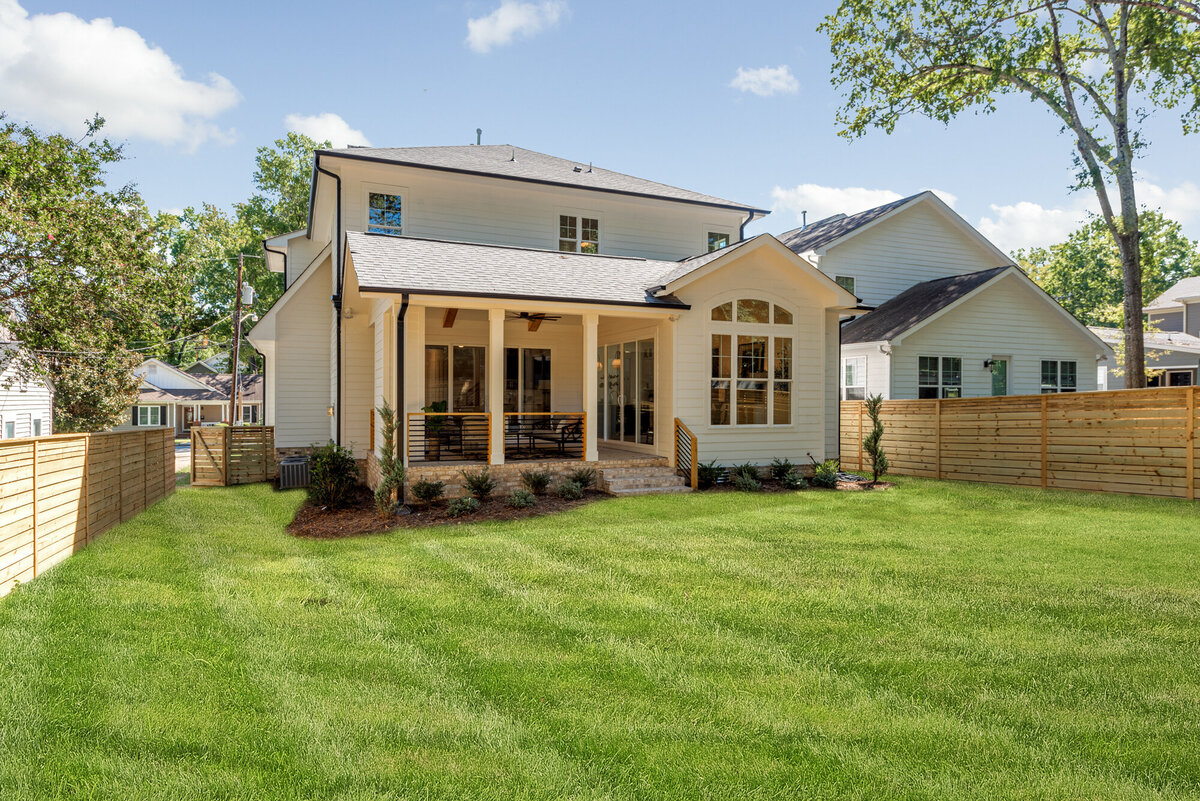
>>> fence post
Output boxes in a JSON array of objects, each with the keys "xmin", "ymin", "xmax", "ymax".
[
  {"xmin": 31, "ymin": 439, "xmax": 38, "ymax": 578},
  {"xmin": 1040, "ymin": 394, "xmax": 1049, "ymax": 490},
  {"xmin": 934, "ymin": 400, "xmax": 942, "ymax": 480},
  {"xmin": 857, "ymin": 403, "xmax": 865, "ymax": 471},
  {"xmin": 83, "ymin": 434, "xmax": 90, "ymax": 545},
  {"xmin": 1187, "ymin": 387, "xmax": 1195, "ymax": 501},
  {"xmin": 222, "ymin": 426, "xmax": 231, "ymax": 487}
]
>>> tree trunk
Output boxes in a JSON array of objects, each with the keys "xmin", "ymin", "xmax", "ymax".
[{"xmin": 1119, "ymin": 230, "xmax": 1146, "ymax": 387}]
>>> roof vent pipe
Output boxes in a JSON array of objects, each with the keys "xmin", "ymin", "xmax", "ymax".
[
  {"xmin": 801, "ymin": 210, "xmax": 808, "ymax": 230},
  {"xmin": 588, "ymin": 161, "xmax": 593, "ymax": 173},
  {"xmin": 476, "ymin": 128, "xmax": 482, "ymax": 145}
]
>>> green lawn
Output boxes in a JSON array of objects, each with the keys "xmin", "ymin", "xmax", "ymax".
[{"xmin": 2, "ymin": 480, "xmax": 1199, "ymax": 800}]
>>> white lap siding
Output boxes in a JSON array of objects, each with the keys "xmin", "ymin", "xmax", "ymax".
[
  {"xmin": 890, "ymin": 273, "xmax": 1108, "ymax": 398},
  {"xmin": 0, "ymin": 358, "xmax": 53, "ymax": 438},
  {"xmin": 274, "ymin": 258, "xmax": 335, "ymax": 448}
]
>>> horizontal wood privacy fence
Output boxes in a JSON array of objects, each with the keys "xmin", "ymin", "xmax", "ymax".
[
  {"xmin": 1, "ymin": 427, "xmax": 175, "ymax": 598},
  {"xmin": 674, "ymin": 417, "xmax": 699, "ymax": 489},
  {"xmin": 840, "ymin": 387, "xmax": 1199, "ymax": 500},
  {"xmin": 191, "ymin": 426, "xmax": 276, "ymax": 486}
]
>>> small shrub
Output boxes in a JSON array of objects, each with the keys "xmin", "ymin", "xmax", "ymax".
[
  {"xmin": 863, "ymin": 394, "xmax": 890, "ymax": 484},
  {"xmin": 447, "ymin": 496, "xmax": 480, "ymax": 517},
  {"xmin": 308, "ymin": 441, "xmax": 358, "ymax": 508},
  {"xmin": 519, "ymin": 468, "xmax": 552, "ymax": 496},
  {"xmin": 769, "ymin": 457, "xmax": 794, "ymax": 481},
  {"xmin": 507, "ymin": 488, "xmax": 537, "ymax": 509},
  {"xmin": 697, "ymin": 460, "xmax": 723, "ymax": 489},
  {"xmin": 781, "ymin": 468, "xmax": 807, "ymax": 490},
  {"xmin": 731, "ymin": 462, "xmax": 759, "ymax": 482},
  {"xmin": 733, "ymin": 473, "xmax": 763, "ymax": 492},
  {"xmin": 374, "ymin": 400, "xmax": 405, "ymax": 514},
  {"xmin": 565, "ymin": 467, "xmax": 597, "ymax": 489},
  {"xmin": 410, "ymin": 478, "xmax": 445, "ymax": 505},
  {"xmin": 460, "ymin": 467, "xmax": 496, "ymax": 500},
  {"xmin": 809, "ymin": 457, "xmax": 840, "ymax": 489},
  {"xmin": 556, "ymin": 480, "xmax": 584, "ymax": 500}
]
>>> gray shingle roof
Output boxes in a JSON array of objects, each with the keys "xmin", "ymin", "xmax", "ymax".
[
  {"xmin": 1090, "ymin": 326, "xmax": 1200, "ymax": 354},
  {"xmin": 347, "ymin": 232, "xmax": 688, "ymax": 308},
  {"xmin": 321, "ymin": 145, "xmax": 767, "ymax": 214},
  {"xmin": 842, "ymin": 267, "xmax": 1009, "ymax": 344},
  {"xmin": 139, "ymin": 374, "xmax": 262, "ymax": 404},
  {"xmin": 1147, "ymin": 276, "xmax": 1200, "ymax": 311},
  {"xmin": 780, "ymin": 193, "xmax": 924, "ymax": 254},
  {"xmin": 651, "ymin": 236, "xmax": 761, "ymax": 288}
]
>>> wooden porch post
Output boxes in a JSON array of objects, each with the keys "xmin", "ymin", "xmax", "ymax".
[
  {"xmin": 487, "ymin": 308, "xmax": 505, "ymax": 465},
  {"xmin": 582, "ymin": 312, "xmax": 599, "ymax": 462}
]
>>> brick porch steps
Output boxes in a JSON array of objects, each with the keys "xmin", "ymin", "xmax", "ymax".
[{"xmin": 600, "ymin": 464, "xmax": 692, "ymax": 496}]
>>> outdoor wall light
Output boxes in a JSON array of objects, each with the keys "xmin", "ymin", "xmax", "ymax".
[
  {"xmin": 983, "ymin": 359, "xmax": 996, "ymax": 372},
  {"xmin": 326, "ymin": 406, "xmax": 335, "ymax": 417}
]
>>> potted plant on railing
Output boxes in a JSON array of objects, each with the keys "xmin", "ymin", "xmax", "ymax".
[{"xmin": 423, "ymin": 400, "xmax": 448, "ymax": 461}]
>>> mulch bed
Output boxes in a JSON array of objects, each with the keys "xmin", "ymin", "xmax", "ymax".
[
  {"xmin": 704, "ymin": 477, "xmax": 896, "ymax": 493},
  {"xmin": 287, "ymin": 485, "xmax": 602, "ymax": 539}
]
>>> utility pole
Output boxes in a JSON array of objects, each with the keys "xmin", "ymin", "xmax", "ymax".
[{"xmin": 229, "ymin": 254, "xmax": 243, "ymax": 426}]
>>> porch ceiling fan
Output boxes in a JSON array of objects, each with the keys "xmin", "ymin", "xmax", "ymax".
[{"xmin": 507, "ymin": 311, "xmax": 561, "ymax": 331}]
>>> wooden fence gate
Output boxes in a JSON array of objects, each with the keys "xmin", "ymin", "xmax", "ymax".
[
  {"xmin": 191, "ymin": 426, "xmax": 275, "ymax": 486},
  {"xmin": 1, "ymin": 427, "xmax": 175, "ymax": 598},
  {"xmin": 840, "ymin": 387, "xmax": 1198, "ymax": 500}
]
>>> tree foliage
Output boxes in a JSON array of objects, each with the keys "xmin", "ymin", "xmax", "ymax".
[
  {"xmin": 820, "ymin": 0, "xmax": 1200, "ymax": 387},
  {"xmin": 0, "ymin": 115, "xmax": 188, "ymax": 431},
  {"xmin": 1020, "ymin": 210, "xmax": 1200, "ymax": 325}
]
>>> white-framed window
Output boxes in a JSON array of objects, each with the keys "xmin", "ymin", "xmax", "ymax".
[
  {"xmin": 367, "ymin": 191, "xmax": 403, "ymax": 236},
  {"xmin": 1041, "ymin": 360, "xmax": 1077, "ymax": 393},
  {"xmin": 558, "ymin": 214, "xmax": 599, "ymax": 253},
  {"xmin": 241, "ymin": 405, "xmax": 258, "ymax": 424},
  {"xmin": 918, "ymin": 356, "xmax": 962, "ymax": 399},
  {"xmin": 843, "ymin": 357, "xmax": 866, "ymax": 401},
  {"xmin": 32, "ymin": 418, "xmax": 42, "ymax": 437},
  {"xmin": 710, "ymin": 299, "xmax": 794, "ymax": 426},
  {"xmin": 425, "ymin": 345, "xmax": 487, "ymax": 412},
  {"xmin": 0, "ymin": 417, "xmax": 10, "ymax": 439},
  {"xmin": 834, "ymin": 275, "xmax": 856, "ymax": 295},
  {"xmin": 137, "ymin": 406, "xmax": 161, "ymax": 426},
  {"xmin": 707, "ymin": 231, "xmax": 731, "ymax": 253}
]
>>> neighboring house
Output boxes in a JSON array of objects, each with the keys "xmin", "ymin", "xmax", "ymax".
[
  {"xmin": 780, "ymin": 192, "xmax": 1113, "ymax": 399},
  {"xmin": 0, "ymin": 326, "xmax": 53, "ymax": 439},
  {"xmin": 114, "ymin": 358, "xmax": 263, "ymax": 434},
  {"xmin": 249, "ymin": 144, "xmax": 859, "ymax": 484},
  {"xmin": 1093, "ymin": 276, "xmax": 1200, "ymax": 389},
  {"xmin": 184, "ymin": 351, "xmax": 231, "ymax": 374}
]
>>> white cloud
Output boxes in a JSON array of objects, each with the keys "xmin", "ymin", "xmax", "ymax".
[
  {"xmin": 0, "ymin": 0, "xmax": 240, "ymax": 149},
  {"xmin": 730, "ymin": 65, "xmax": 799, "ymax": 97},
  {"xmin": 770, "ymin": 184, "xmax": 958, "ymax": 228},
  {"xmin": 283, "ymin": 113, "xmax": 370, "ymax": 148},
  {"xmin": 978, "ymin": 180, "xmax": 1200, "ymax": 254},
  {"xmin": 466, "ymin": 1, "xmax": 565, "ymax": 53}
]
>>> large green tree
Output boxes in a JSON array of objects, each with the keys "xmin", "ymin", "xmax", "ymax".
[
  {"xmin": 0, "ymin": 115, "xmax": 188, "ymax": 431},
  {"xmin": 820, "ymin": 0, "xmax": 1200, "ymax": 387},
  {"xmin": 1020, "ymin": 210, "xmax": 1200, "ymax": 325}
]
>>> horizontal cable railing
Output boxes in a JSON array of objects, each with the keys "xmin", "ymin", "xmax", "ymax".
[
  {"xmin": 674, "ymin": 417, "xmax": 699, "ymax": 489},
  {"xmin": 502, "ymin": 412, "xmax": 586, "ymax": 461},
  {"xmin": 406, "ymin": 413, "xmax": 490, "ymax": 464}
]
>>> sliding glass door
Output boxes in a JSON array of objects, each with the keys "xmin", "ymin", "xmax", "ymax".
[{"xmin": 595, "ymin": 339, "xmax": 654, "ymax": 445}]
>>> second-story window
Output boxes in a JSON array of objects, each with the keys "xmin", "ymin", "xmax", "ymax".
[
  {"xmin": 559, "ymin": 215, "xmax": 598, "ymax": 253},
  {"xmin": 707, "ymin": 232, "xmax": 730, "ymax": 252},
  {"xmin": 368, "ymin": 192, "xmax": 403, "ymax": 236},
  {"xmin": 835, "ymin": 275, "xmax": 856, "ymax": 295}
]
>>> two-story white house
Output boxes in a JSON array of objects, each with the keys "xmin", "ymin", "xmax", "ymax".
[
  {"xmin": 0, "ymin": 326, "xmax": 53, "ymax": 440},
  {"xmin": 248, "ymin": 145, "xmax": 861, "ymax": 493},
  {"xmin": 780, "ymin": 192, "xmax": 1112, "ymax": 400}
]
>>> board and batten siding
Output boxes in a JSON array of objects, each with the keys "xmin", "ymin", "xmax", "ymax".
[
  {"xmin": 330, "ymin": 160, "xmax": 747, "ymax": 263},
  {"xmin": 273, "ymin": 258, "xmax": 334, "ymax": 448},
  {"xmin": 889, "ymin": 273, "xmax": 1110, "ymax": 398},
  {"xmin": 0, "ymin": 357, "xmax": 52, "ymax": 440},
  {"xmin": 816, "ymin": 201, "xmax": 1007, "ymax": 308},
  {"xmin": 671, "ymin": 246, "xmax": 840, "ymax": 465}
]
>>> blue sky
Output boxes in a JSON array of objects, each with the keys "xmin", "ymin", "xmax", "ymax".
[{"xmin": 5, "ymin": 0, "xmax": 1199, "ymax": 254}]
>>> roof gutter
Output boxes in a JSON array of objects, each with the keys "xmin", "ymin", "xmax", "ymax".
[
  {"xmin": 263, "ymin": 240, "xmax": 288, "ymax": 288},
  {"xmin": 356, "ymin": 285, "xmax": 689, "ymax": 310}
]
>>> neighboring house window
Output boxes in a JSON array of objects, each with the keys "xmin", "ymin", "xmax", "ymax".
[
  {"xmin": 707, "ymin": 232, "xmax": 730, "ymax": 252},
  {"xmin": 367, "ymin": 192, "xmax": 403, "ymax": 236},
  {"xmin": 559, "ymin": 215, "xmax": 599, "ymax": 253},
  {"xmin": 843, "ymin": 357, "xmax": 866, "ymax": 401},
  {"xmin": 835, "ymin": 275, "xmax": 856, "ymax": 295},
  {"xmin": 241, "ymin": 405, "xmax": 258, "ymax": 424},
  {"xmin": 1041, "ymin": 360, "xmax": 1077, "ymax": 393},
  {"xmin": 33, "ymin": 418, "xmax": 41, "ymax": 436},
  {"xmin": 137, "ymin": 406, "xmax": 161, "ymax": 426},
  {"xmin": 918, "ymin": 356, "xmax": 962, "ymax": 399},
  {"xmin": 1, "ymin": 418, "xmax": 10, "ymax": 439},
  {"xmin": 710, "ymin": 299, "xmax": 794, "ymax": 426}
]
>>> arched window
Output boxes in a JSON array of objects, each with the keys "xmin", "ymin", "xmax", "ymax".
[{"xmin": 710, "ymin": 300, "xmax": 793, "ymax": 426}]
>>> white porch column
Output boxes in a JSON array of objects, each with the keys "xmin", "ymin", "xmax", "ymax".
[
  {"xmin": 582, "ymin": 312, "xmax": 599, "ymax": 462},
  {"xmin": 488, "ymin": 308, "xmax": 505, "ymax": 465}
]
